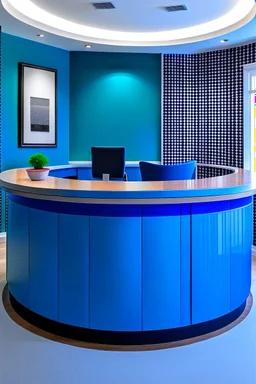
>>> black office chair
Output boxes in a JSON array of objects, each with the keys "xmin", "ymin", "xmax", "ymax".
[{"xmin": 91, "ymin": 147, "xmax": 128, "ymax": 180}]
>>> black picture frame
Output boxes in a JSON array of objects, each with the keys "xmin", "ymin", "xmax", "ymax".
[{"xmin": 18, "ymin": 62, "xmax": 57, "ymax": 148}]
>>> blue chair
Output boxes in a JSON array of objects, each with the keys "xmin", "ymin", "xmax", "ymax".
[{"xmin": 139, "ymin": 161, "xmax": 197, "ymax": 181}]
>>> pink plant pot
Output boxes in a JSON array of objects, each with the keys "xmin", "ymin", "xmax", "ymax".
[{"xmin": 26, "ymin": 168, "xmax": 50, "ymax": 181}]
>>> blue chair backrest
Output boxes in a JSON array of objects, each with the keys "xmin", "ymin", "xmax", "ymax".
[{"xmin": 139, "ymin": 161, "xmax": 197, "ymax": 181}]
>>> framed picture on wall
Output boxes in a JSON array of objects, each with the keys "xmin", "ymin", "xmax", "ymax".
[{"xmin": 18, "ymin": 62, "xmax": 57, "ymax": 148}]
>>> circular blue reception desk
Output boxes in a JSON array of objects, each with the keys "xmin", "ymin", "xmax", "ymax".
[{"xmin": 0, "ymin": 165, "xmax": 254, "ymax": 346}]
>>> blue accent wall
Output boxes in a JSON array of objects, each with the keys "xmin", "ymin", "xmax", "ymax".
[
  {"xmin": 70, "ymin": 52, "xmax": 161, "ymax": 161},
  {"xmin": 2, "ymin": 33, "xmax": 70, "ymax": 171}
]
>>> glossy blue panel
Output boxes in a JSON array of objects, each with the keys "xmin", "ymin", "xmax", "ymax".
[
  {"xmin": 49, "ymin": 168, "xmax": 77, "ymax": 178},
  {"xmin": 77, "ymin": 168, "xmax": 93, "ymax": 180},
  {"xmin": 192, "ymin": 197, "xmax": 252, "ymax": 215},
  {"xmin": 243, "ymin": 203, "xmax": 253, "ymax": 298},
  {"xmin": 10, "ymin": 195, "xmax": 251, "ymax": 217},
  {"xmin": 192, "ymin": 210, "xmax": 231, "ymax": 324},
  {"xmin": 71, "ymin": 166, "xmax": 142, "ymax": 181},
  {"xmin": 142, "ymin": 204, "xmax": 180, "ymax": 216},
  {"xmin": 10, "ymin": 194, "xmax": 60, "ymax": 213},
  {"xmin": 180, "ymin": 206, "xmax": 191, "ymax": 326},
  {"xmin": 125, "ymin": 167, "xmax": 141, "ymax": 181},
  {"xmin": 89, "ymin": 204, "xmax": 141, "ymax": 217},
  {"xmin": 230, "ymin": 208, "xmax": 243, "ymax": 311},
  {"xmin": 231, "ymin": 197, "xmax": 252, "ymax": 210},
  {"xmin": 142, "ymin": 216, "xmax": 181, "ymax": 330},
  {"xmin": 11, "ymin": 194, "xmax": 189, "ymax": 217},
  {"xmin": 29, "ymin": 209, "xmax": 58, "ymax": 321},
  {"xmin": 89, "ymin": 216, "xmax": 142, "ymax": 331},
  {"xmin": 59, "ymin": 214, "xmax": 90, "ymax": 327},
  {"xmin": 7, "ymin": 199, "xmax": 29, "ymax": 308},
  {"xmin": 10, "ymin": 194, "xmax": 90, "ymax": 216},
  {"xmin": 192, "ymin": 200, "xmax": 230, "ymax": 215},
  {"xmin": 230, "ymin": 204, "xmax": 252, "ymax": 310},
  {"xmin": 58, "ymin": 202, "xmax": 89, "ymax": 215}
]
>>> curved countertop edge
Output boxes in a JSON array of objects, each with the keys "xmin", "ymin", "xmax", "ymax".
[
  {"xmin": 3, "ymin": 188, "xmax": 255, "ymax": 205},
  {"xmin": 0, "ymin": 179, "xmax": 253, "ymax": 201},
  {"xmin": 0, "ymin": 165, "xmax": 254, "ymax": 203}
]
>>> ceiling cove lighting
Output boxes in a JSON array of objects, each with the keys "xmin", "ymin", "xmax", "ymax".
[{"xmin": 1, "ymin": 0, "xmax": 256, "ymax": 47}]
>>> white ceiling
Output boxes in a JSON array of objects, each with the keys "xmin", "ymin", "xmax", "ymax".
[
  {"xmin": 0, "ymin": 0, "xmax": 256, "ymax": 53},
  {"xmin": 31, "ymin": 0, "xmax": 236, "ymax": 33},
  {"xmin": 2, "ymin": 0, "xmax": 255, "ymax": 46}
]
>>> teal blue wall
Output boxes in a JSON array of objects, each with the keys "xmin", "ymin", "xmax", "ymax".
[
  {"xmin": 70, "ymin": 52, "xmax": 161, "ymax": 161},
  {"xmin": 2, "ymin": 33, "xmax": 70, "ymax": 171}
]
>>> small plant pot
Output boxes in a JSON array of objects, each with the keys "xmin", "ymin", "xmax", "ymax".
[{"xmin": 26, "ymin": 168, "xmax": 50, "ymax": 181}]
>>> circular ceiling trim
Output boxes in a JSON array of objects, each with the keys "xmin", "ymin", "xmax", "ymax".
[{"xmin": 2, "ymin": 0, "xmax": 256, "ymax": 46}]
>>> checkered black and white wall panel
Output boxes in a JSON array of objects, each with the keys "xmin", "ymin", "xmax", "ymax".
[
  {"xmin": 197, "ymin": 165, "xmax": 232, "ymax": 179},
  {"xmin": 163, "ymin": 43, "xmax": 256, "ymax": 244},
  {"xmin": 198, "ymin": 50, "xmax": 233, "ymax": 165},
  {"xmin": 162, "ymin": 54, "xmax": 199, "ymax": 165}
]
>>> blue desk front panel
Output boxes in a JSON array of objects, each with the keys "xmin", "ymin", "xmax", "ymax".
[
  {"xmin": 243, "ymin": 204, "xmax": 253, "ymax": 298},
  {"xmin": 7, "ymin": 195, "xmax": 252, "ymax": 334},
  {"xmin": 29, "ymin": 208, "xmax": 59, "ymax": 321},
  {"xmin": 142, "ymin": 215, "xmax": 181, "ymax": 330},
  {"xmin": 7, "ymin": 199, "xmax": 30, "ymax": 308},
  {"xmin": 89, "ymin": 216, "xmax": 142, "ymax": 331},
  {"xmin": 192, "ymin": 210, "xmax": 231, "ymax": 324},
  {"xmin": 59, "ymin": 214, "xmax": 90, "ymax": 328},
  {"xmin": 180, "ymin": 207, "xmax": 191, "ymax": 327},
  {"xmin": 230, "ymin": 203, "xmax": 253, "ymax": 311}
]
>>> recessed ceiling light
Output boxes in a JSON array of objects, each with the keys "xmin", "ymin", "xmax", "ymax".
[
  {"xmin": 220, "ymin": 39, "xmax": 229, "ymax": 43},
  {"xmin": 37, "ymin": 33, "xmax": 44, "ymax": 37},
  {"xmin": 85, "ymin": 44, "xmax": 92, "ymax": 48}
]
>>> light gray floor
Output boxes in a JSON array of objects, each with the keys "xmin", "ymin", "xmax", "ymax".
[{"xmin": 0, "ymin": 281, "xmax": 255, "ymax": 384}]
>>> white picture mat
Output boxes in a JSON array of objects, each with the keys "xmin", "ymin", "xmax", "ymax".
[{"xmin": 23, "ymin": 66, "xmax": 55, "ymax": 144}]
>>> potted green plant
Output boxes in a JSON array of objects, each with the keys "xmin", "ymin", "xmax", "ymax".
[{"xmin": 27, "ymin": 153, "xmax": 49, "ymax": 181}]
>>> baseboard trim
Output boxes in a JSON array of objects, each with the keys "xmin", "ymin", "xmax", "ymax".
[
  {"xmin": 0, "ymin": 233, "xmax": 6, "ymax": 243},
  {"xmin": 8, "ymin": 289, "xmax": 247, "ymax": 347}
]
